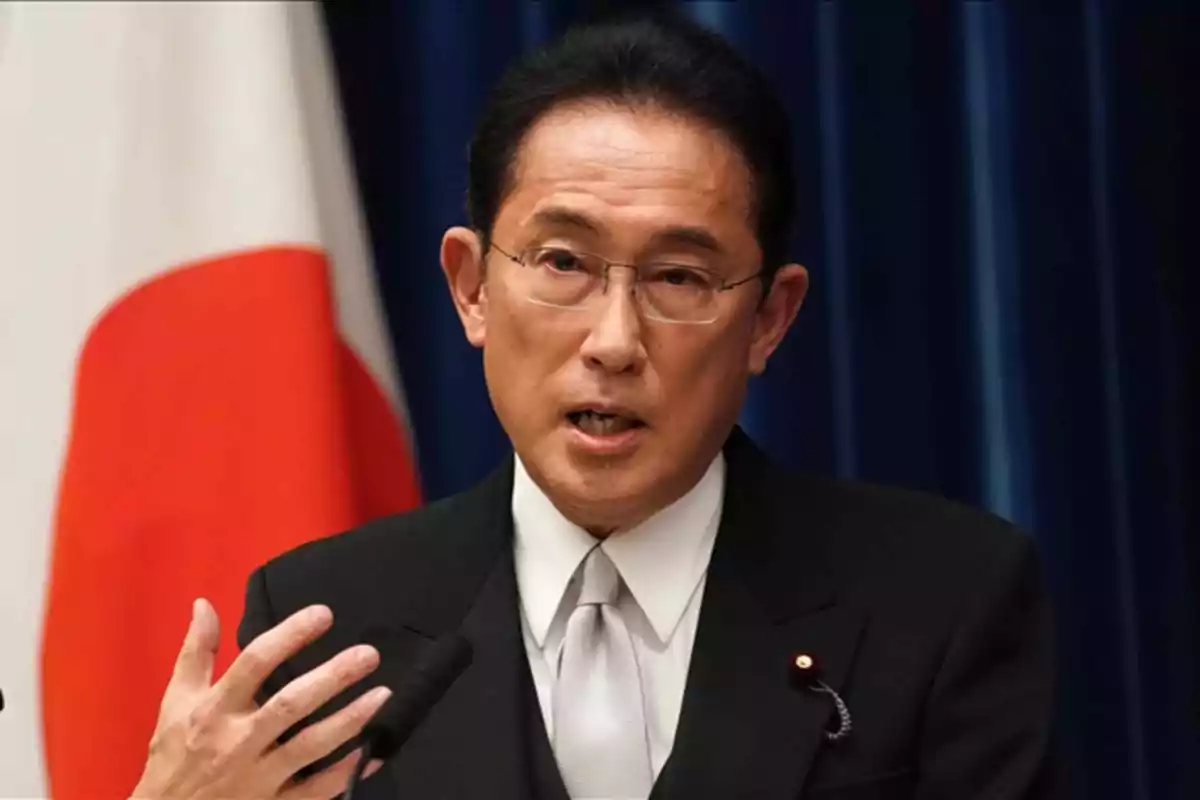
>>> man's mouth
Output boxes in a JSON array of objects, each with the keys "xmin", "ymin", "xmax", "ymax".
[{"xmin": 566, "ymin": 409, "xmax": 646, "ymax": 436}]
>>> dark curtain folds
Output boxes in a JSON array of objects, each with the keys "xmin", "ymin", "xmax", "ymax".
[{"xmin": 320, "ymin": 2, "xmax": 1197, "ymax": 797}]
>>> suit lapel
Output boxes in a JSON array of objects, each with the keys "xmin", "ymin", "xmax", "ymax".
[
  {"xmin": 652, "ymin": 429, "xmax": 866, "ymax": 799},
  {"xmin": 374, "ymin": 427, "xmax": 865, "ymax": 799},
  {"xmin": 378, "ymin": 459, "xmax": 564, "ymax": 800}
]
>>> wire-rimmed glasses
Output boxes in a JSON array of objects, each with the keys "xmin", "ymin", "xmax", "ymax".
[{"xmin": 491, "ymin": 243, "xmax": 762, "ymax": 325}]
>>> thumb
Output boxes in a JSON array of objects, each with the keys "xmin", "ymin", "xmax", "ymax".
[{"xmin": 170, "ymin": 598, "xmax": 221, "ymax": 690}]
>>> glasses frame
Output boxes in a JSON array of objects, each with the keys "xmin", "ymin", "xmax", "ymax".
[{"xmin": 489, "ymin": 242, "xmax": 764, "ymax": 325}]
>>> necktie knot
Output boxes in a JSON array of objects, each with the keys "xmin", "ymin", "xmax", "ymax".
[{"xmin": 576, "ymin": 546, "xmax": 620, "ymax": 607}]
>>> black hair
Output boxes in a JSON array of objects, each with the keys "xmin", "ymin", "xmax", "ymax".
[{"xmin": 466, "ymin": 9, "xmax": 797, "ymax": 276}]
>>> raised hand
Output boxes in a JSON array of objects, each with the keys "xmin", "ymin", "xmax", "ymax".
[{"xmin": 130, "ymin": 599, "xmax": 391, "ymax": 799}]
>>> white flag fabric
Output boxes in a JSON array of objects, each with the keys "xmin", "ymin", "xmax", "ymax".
[{"xmin": 0, "ymin": 2, "xmax": 421, "ymax": 795}]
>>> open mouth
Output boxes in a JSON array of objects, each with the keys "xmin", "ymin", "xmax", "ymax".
[{"xmin": 566, "ymin": 409, "xmax": 647, "ymax": 436}]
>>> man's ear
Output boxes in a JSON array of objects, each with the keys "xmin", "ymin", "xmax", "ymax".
[
  {"xmin": 748, "ymin": 263, "xmax": 808, "ymax": 375},
  {"xmin": 440, "ymin": 226, "xmax": 487, "ymax": 347}
]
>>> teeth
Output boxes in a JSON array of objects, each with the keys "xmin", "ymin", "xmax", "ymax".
[{"xmin": 574, "ymin": 410, "xmax": 637, "ymax": 435}]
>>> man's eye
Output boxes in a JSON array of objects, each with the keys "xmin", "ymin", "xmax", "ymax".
[
  {"xmin": 651, "ymin": 266, "xmax": 712, "ymax": 288},
  {"xmin": 536, "ymin": 249, "xmax": 584, "ymax": 272}
]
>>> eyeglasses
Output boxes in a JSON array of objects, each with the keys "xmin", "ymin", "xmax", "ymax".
[{"xmin": 490, "ymin": 244, "xmax": 762, "ymax": 325}]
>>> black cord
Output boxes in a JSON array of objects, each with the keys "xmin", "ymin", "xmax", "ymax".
[{"xmin": 340, "ymin": 741, "xmax": 375, "ymax": 800}]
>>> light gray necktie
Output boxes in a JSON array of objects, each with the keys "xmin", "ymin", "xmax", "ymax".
[{"xmin": 553, "ymin": 546, "xmax": 654, "ymax": 800}]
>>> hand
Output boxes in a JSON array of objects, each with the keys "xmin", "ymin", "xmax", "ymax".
[{"xmin": 131, "ymin": 599, "xmax": 392, "ymax": 799}]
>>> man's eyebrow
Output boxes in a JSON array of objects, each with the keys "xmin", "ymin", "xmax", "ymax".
[
  {"xmin": 528, "ymin": 207, "xmax": 726, "ymax": 256},
  {"xmin": 648, "ymin": 226, "xmax": 725, "ymax": 256},
  {"xmin": 528, "ymin": 207, "xmax": 604, "ymax": 234}
]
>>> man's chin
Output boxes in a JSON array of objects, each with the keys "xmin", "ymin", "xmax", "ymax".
[{"xmin": 543, "ymin": 451, "xmax": 657, "ymax": 530}]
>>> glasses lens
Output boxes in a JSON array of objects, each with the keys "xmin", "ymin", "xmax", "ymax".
[
  {"xmin": 522, "ymin": 247, "xmax": 602, "ymax": 308},
  {"xmin": 513, "ymin": 248, "xmax": 723, "ymax": 323},
  {"xmin": 639, "ymin": 264, "xmax": 719, "ymax": 323}
]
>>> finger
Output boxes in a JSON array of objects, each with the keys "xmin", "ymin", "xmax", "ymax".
[
  {"xmin": 265, "ymin": 684, "xmax": 392, "ymax": 785},
  {"xmin": 168, "ymin": 598, "xmax": 220, "ymax": 691},
  {"xmin": 251, "ymin": 643, "xmax": 381, "ymax": 745},
  {"xmin": 212, "ymin": 604, "xmax": 333, "ymax": 710},
  {"xmin": 276, "ymin": 748, "xmax": 383, "ymax": 800}
]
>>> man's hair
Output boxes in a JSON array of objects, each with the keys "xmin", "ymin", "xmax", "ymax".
[{"xmin": 467, "ymin": 10, "xmax": 797, "ymax": 276}]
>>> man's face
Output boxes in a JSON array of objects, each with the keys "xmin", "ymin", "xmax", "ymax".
[{"xmin": 441, "ymin": 103, "xmax": 807, "ymax": 532}]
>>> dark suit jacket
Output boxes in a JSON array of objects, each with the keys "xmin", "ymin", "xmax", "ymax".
[{"xmin": 238, "ymin": 428, "xmax": 1065, "ymax": 799}]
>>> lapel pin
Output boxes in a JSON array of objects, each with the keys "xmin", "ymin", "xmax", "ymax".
[{"xmin": 790, "ymin": 652, "xmax": 852, "ymax": 743}]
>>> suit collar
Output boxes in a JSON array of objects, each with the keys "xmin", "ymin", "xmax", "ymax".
[
  {"xmin": 715, "ymin": 426, "xmax": 841, "ymax": 621},
  {"xmin": 397, "ymin": 425, "xmax": 834, "ymax": 636},
  {"xmin": 381, "ymin": 455, "xmax": 566, "ymax": 800},
  {"xmin": 652, "ymin": 427, "xmax": 864, "ymax": 798},
  {"xmin": 384, "ymin": 426, "xmax": 862, "ymax": 799},
  {"xmin": 382, "ymin": 455, "xmax": 515, "ymax": 638}
]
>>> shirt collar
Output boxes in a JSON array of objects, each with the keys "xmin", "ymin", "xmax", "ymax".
[{"xmin": 512, "ymin": 453, "xmax": 725, "ymax": 647}]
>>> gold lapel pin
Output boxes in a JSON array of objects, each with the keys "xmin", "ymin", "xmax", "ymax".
[{"xmin": 790, "ymin": 652, "xmax": 852, "ymax": 743}]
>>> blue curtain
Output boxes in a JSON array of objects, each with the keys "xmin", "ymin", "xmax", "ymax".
[{"xmin": 320, "ymin": 2, "xmax": 1196, "ymax": 797}]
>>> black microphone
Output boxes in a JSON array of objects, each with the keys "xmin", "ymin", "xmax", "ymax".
[
  {"xmin": 342, "ymin": 633, "xmax": 473, "ymax": 799},
  {"xmin": 362, "ymin": 633, "xmax": 473, "ymax": 759}
]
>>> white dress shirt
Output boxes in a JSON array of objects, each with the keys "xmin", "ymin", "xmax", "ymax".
[{"xmin": 512, "ymin": 453, "xmax": 725, "ymax": 780}]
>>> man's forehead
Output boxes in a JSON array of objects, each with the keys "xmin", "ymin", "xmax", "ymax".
[
  {"xmin": 520, "ymin": 204, "xmax": 729, "ymax": 255},
  {"xmin": 497, "ymin": 105, "xmax": 755, "ymax": 237},
  {"xmin": 511, "ymin": 104, "xmax": 751, "ymax": 196}
]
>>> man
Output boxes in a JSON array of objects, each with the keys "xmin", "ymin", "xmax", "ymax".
[{"xmin": 131, "ymin": 12, "xmax": 1063, "ymax": 800}]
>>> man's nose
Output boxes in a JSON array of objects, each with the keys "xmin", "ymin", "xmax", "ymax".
[{"xmin": 578, "ymin": 269, "xmax": 646, "ymax": 374}]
